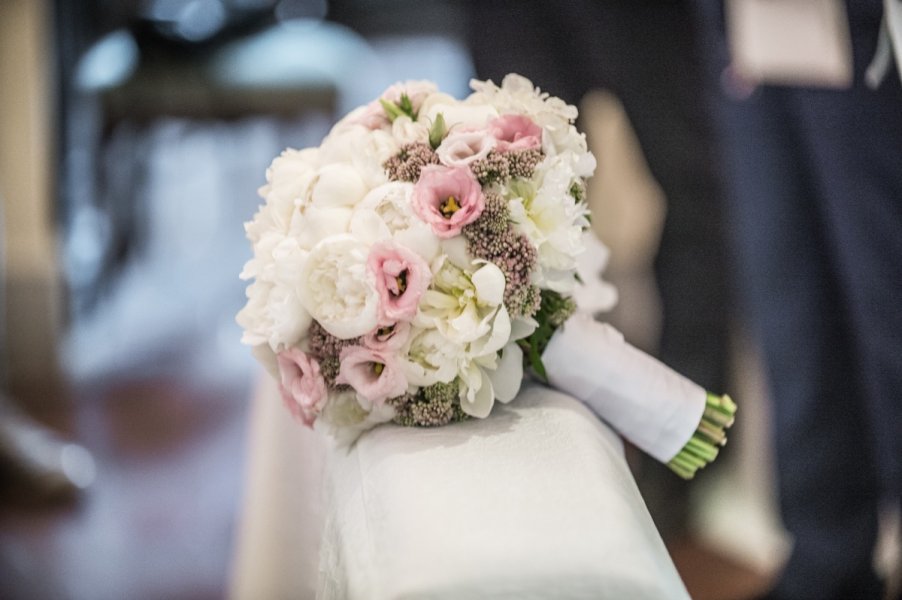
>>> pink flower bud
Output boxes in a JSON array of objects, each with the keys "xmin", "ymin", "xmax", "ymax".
[{"xmin": 276, "ymin": 348, "xmax": 328, "ymax": 428}]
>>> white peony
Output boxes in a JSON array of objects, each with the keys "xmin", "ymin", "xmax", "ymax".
[
  {"xmin": 349, "ymin": 182, "xmax": 440, "ymax": 261},
  {"xmin": 255, "ymin": 148, "xmax": 319, "ymax": 233},
  {"xmin": 297, "ymin": 234, "xmax": 379, "ymax": 339},
  {"xmin": 291, "ymin": 206, "xmax": 352, "ymax": 251},
  {"xmin": 318, "ymin": 125, "xmax": 397, "ymax": 190},
  {"xmin": 309, "ymin": 163, "xmax": 368, "ymax": 209},
  {"xmin": 238, "ymin": 233, "xmax": 312, "ymax": 351}
]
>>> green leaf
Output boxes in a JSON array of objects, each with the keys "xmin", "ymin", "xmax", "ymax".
[
  {"xmin": 380, "ymin": 98, "xmax": 404, "ymax": 122},
  {"xmin": 428, "ymin": 113, "xmax": 447, "ymax": 150},
  {"xmin": 398, "ymin": 93, "xmax": 416, "ymax": 119},
  {"xmin": 527, "ymin": 340, "xmax": 548, "ymax": 382}
]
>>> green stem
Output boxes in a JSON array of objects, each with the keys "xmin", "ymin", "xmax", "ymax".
[{"xmin": 668, "ymin": 393, "xmax": 737, "ymax": 480}]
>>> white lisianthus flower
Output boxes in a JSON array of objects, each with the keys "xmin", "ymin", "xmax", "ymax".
[
  {"xmin": 402, "ymin": 326, "xmax": 467, "ymax": 387},
  {"xmin": 435, "ymin": 129, "xmax": 495, "ymax": 167},
  {"xmin": 416, "ymin": 258, "xmax": 507, "ymax": 346},
  {"xmin": 506, "ymin": 154, "xmax": 591, "ymax": 293},
  {"xmin": 411, "ymin": 258, "xmax": 515, "ymax": 418},
  {"xmin": 391, "ymin": 115, "xmax": 430, "ymax": 145},
  {"xmin": 298, "ymin": 234, "xmax": 379, "ymax": 339}
]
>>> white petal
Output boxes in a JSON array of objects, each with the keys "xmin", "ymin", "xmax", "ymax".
[
  {"xmin": 471, "ymin": 262, "xmax": 505, "ymax": 306},
  {"xmin": 510, "ymin": 316, "xmax": 538, "ymax": 342},
  {"xmin": 490, "ymin": 343, "xmax": 523, "ymax": 404},
  {"xmin": 441, "ymin": 237, "xmax": 472, "ymax": 270},
  {"xmin": 295, "ymin": 207, "xmax": 352, "ymax": 250},
  {"xmin": 311, "ymin": 164, "xmax": 367, "ymax": 208},
  {"xmin": 349, "ymin": 209, "xmax": 392, "ymax": 245},
  {"xmin": 474, "ymin": 305, "xmax": 510, "ymax": 357},
  {"xmin": 460, "ymin": 368, "xmax": 494, "ymax": 418},
  {"xmin": 394, "ymin": 224, "xmax": 441, "ymax": 262}
]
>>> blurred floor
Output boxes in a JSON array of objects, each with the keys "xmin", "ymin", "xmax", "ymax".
[{"xmin": 0, "ymin": 376, "xmax": 249, "ymax": 599}]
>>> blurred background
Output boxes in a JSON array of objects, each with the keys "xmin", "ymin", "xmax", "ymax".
[{"xmin": 0, "ymin": 1, "xmax": 899, "ymax": 599}]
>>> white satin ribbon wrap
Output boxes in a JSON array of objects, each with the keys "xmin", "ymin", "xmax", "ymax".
[{"xmin": 543, "ymin": 312, "xmax": 707, "ymax": 463}]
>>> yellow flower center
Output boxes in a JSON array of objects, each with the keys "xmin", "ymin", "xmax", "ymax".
[
  {"xmin": 394, "ymin": 270, "xmax": 408, "ymax": 295},
  {"xmin": 439, "ymin": 195, "xmax": 461, "ymax": 218}
]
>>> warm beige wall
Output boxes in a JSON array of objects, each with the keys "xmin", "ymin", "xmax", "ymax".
[{"xmin": 0, "ymin": 0, "xmax": 61, "ymax": 389}]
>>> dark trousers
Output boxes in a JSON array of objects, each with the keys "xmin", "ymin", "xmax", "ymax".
[{"xmin": 695, "ymin": 2, "xmax": 902, "ymax": 597}]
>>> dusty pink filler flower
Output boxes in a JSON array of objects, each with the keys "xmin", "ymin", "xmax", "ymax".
[
  {"xmin": 277, "ymin": 348, "xmax": 328, "ymax": 427},
  {"xmin": 489, "ymin": 114, "xmax": 543, "ymax": 151},
  {"xmin": 337, "ymin": 345, "xmax": 408, "ymax": 406},
  {"xmin": 368, "ymin": 241, "xmax": 431, "ymax": 324},
  {"xmin": 412, "ymin": 165, "xmax": 485, "ymax": 239}
]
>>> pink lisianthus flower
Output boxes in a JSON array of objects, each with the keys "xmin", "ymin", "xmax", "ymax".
[
  {"xmin": 412, "ymin": 165, "xmax": 485, "ymax": 239},
  {"xmin": 337, "ymin": 345, "xmax": 408, "ymax": 406},
  {"xmin": 363, "ymin": 321, "xmax": 411, "ymax": 352},
  {"xmin": 368, "ymin": 241, "xmax": 431, "ymax": 324},
  {"xmin": 277, "ymin": 348, "xmax": 329, "ymax": 427},
  {"xmin": 435, "ymin": 129, "xmax": 495, "ymax": 167},
  {"xmin": 489, "ymin": 114, "xmax": 543, "ymax": 151}
]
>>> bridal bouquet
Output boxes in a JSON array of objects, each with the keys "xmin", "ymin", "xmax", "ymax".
[{"xmin": 238, "ymin": 75, "xmax": 735, "ymax": 478}]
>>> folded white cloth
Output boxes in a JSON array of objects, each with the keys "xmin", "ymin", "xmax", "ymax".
[{"xmin": 316, "ymin": 383, "xmax": 689, "ymax": 599}]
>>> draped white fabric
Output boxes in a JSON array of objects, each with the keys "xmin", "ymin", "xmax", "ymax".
[{"xmin": 230, "ymin": 378, "xmax": 689, "ymax": 600}]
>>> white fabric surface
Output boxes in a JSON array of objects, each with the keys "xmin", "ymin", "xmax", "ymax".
[
  {"xmin": 229, "ymin": 376, "xmax": 329, "ymax": 599},
  {"xmin": 231, "ymin": 378, "xmax": 689, "ymax": 600},
  {"xmin": 544, "ymin": 313, "xmax": 707, "ymax": 463}
]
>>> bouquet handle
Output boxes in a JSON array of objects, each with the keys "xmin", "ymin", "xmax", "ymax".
[{"xmin": 543, "ymin": 313, "xmax": 735, "ymax": 479}]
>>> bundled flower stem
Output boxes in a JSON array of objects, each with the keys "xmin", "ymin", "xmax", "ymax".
[
  {"xmin": 542, "ymin": 313, "xmax": 737, "ymax": 477},
  {"xmin": 667, "ymin": 393, "xmax": 737, "ymax": 480}
]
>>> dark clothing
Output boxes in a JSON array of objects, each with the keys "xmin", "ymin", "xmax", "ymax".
[{"xmin": 695, "ymin": 2, "xmax": 902, "ymax": 597}]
